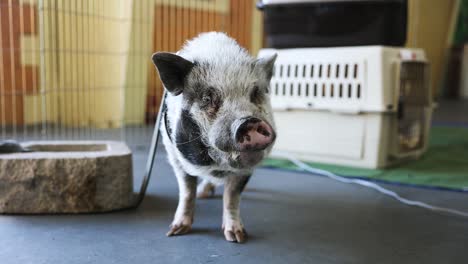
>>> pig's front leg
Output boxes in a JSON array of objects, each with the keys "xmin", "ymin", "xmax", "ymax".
[
  {"xmin": 167, "ymin": 172, "xmax": 197, "ymax": 236},
  {"xmin": 222, "ymin": 175, "xmax": 250, "ymax": 243}
]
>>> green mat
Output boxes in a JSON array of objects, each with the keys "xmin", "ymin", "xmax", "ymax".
[{"xmin": 262, "ymin": 126, "xmax": 468, "ymax": 191}]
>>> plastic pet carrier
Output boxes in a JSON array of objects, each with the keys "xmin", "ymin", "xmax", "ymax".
[
  {"xmin": 258, "ymin": 46, "xmax": 432, "ymax": 168},
  {"xmin": 257, "ymin": 0, "xmax": 408, "ymax": 48}
]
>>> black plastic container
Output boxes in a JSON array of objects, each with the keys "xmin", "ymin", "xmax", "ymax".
[{"xmin": 257, "ymin": 0, "xmax": 407, "ymax": 48}]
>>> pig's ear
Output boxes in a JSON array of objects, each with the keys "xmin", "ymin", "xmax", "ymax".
[
  {"xmin": 254, "ymin": 53, "xmax": 277, "ymax": 81},
  {"xmin": 152, "ymin": 52, "xmax": 194, "ymax": 95}
]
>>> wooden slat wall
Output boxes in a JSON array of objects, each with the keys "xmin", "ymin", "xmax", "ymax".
[
  {"xmin": 0, "ymin": 0, "xmax": 38, "ymax": 126},
  {"xmin": 146, "ymin": 0, "xmax": 255, "ymax": 123}
]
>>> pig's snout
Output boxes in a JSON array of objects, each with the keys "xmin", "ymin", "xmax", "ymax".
[{"xmin": 235, "ymin": 117, "xmax": 275, "ymax": 152}]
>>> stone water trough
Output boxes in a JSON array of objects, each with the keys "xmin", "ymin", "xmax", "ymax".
[{"xmin": 0, "ymin": 141, "xmax": 135, "ymax": 214}]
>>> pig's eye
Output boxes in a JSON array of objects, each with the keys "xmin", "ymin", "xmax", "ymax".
[
  {"xmin": 250, "ymin": 85, "xmax": 263, "ymax": 104},
  {"xmin": 200, "ymin": 89, "xmax": 220, "ymax": 117},
  {"xmin": 202, "ymin": 95, "xmax": 211, "ymax": 104},
  {"xmin": 200, "ymin": 90, "xmax": 214, "ymax": 107}
]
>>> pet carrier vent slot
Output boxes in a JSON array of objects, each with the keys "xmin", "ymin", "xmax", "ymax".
[
  {"xmin": 268, "ymin": 54, "xmax": 366, "ymax": 111},
  {"xmin": 273, "ymin": 62, "xmax": 362, "ymax": 80}
]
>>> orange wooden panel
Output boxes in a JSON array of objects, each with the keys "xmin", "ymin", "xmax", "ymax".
[
  {"xmin": 226, "ymin": 0, "xmax": 252, "ymax": 50},
  {"xmin": 0, "ymin": 95, "xmax": 24, "ymax": 125},
  {"xmin": 0, "ymin": 0, "xmax": 38, "ymax": 125},
  {"xmin": 20, "ymin": 4, "xmax": 37, "ymax": 35}
]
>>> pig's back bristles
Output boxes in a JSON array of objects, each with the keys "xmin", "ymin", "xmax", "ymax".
[{"xmin": 179, "ymin": 32, "xmax": 252, "ymax": 66}]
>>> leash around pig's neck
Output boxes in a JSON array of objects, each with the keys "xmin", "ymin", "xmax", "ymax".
[
  {"xmin": 164, "ymin": 106, "xmax": 173, "ymax": 143},
  {"xmin": 134, "ymin": 90, "xmax": 168, "ymax": 207}
]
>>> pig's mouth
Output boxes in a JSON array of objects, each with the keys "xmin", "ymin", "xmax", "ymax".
[{"xmin": 236, "ymin": 151, "xmax": 266, "ymax": 168}]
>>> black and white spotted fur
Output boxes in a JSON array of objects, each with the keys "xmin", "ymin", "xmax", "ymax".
[{"xmin": 152, "ymin": 32, "xmax": 277, "ymax": 243}]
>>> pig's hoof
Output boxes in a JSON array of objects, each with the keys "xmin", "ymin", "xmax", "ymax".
[
  {"xmin": 166, "ymin": 223, "xmax": 192, "ymax": 236},
  {"xmin": 166, "ymin": 217, "xmax": 192, "ymax": 236},
  {"xmin": 197, "ymin": 182, "xmax": 215, "ymax": 199},
  {"xmin": 223, "ymin": 222, "xmax": 247, "ymax": 243}
]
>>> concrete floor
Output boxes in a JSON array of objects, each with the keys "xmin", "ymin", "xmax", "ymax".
[{"xmin": 1, "ymin": 100, "xmax": 468, "ymax": 264}]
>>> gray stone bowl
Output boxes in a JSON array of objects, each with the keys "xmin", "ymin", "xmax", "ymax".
[{"xmin": 0, "ymin": 141, "xmax": 135, "ymax": 214}]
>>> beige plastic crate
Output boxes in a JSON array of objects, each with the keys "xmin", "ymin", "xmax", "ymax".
[{"xmin": 258, "ymin": 46, "xmax": 433, "ymax": 168}]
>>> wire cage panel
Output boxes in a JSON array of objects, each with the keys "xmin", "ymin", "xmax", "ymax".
[{"xmin": 0, "ymin": 0, "xmax": 262, "ymax": 147}]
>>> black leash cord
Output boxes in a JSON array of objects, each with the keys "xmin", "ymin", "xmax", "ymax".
[{"xmin": 134, "ymin": 90, "xmax": 168, "ymax": 207}]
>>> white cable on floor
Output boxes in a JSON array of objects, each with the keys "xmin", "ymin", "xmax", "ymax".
[{"xmin": 271, "ymin": 150, "xmax": 468, "ymax": 218}]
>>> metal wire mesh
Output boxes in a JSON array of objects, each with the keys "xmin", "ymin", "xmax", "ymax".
[{"xmin": 0, "ymin": 0, "xmax": 261, "ymax": 149}]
